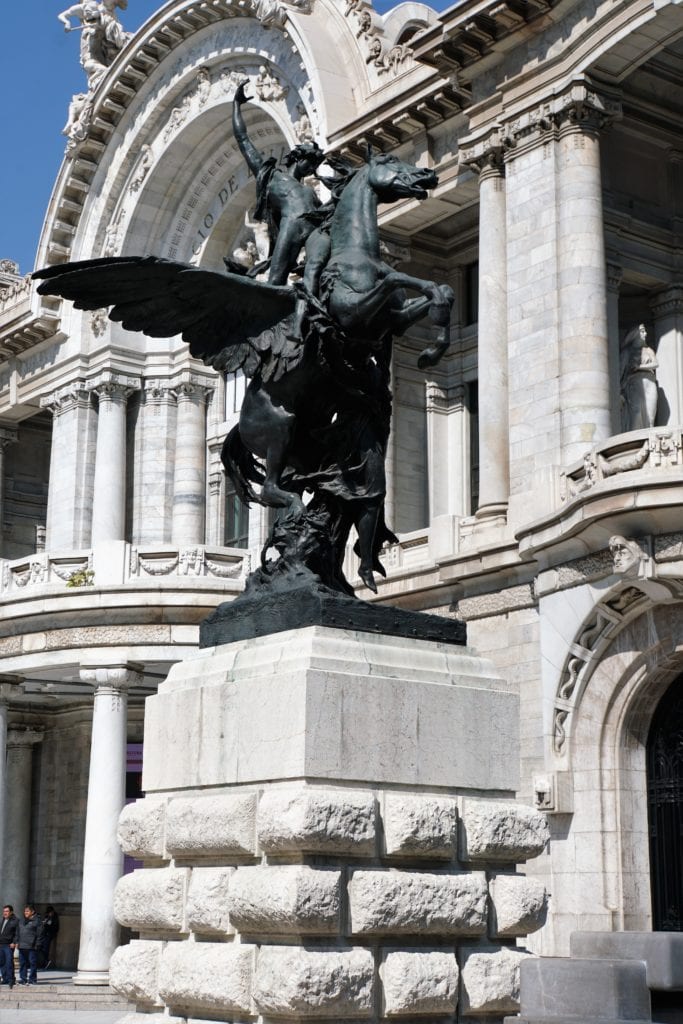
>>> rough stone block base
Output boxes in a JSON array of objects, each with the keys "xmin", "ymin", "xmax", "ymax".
[{"xmin": 112, "ymin": 627, "xmax": 549, "ymax": 1024}]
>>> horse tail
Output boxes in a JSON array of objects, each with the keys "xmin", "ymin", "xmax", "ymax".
[{"xmin": 221, "ymin": 425, "xmax": 265, "ymax": 506}]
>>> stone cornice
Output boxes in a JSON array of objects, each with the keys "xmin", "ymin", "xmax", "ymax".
[
  {"xmin": 650, "ymin": 286, "xmax": 683, "ymax": 319},
  {"xmin": 461, "ymin": 79, "xmax": 622, "ymax": 163}
]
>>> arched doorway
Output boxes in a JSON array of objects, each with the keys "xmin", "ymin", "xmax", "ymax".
[{"xmin": 648, "ymin": 677, "xmax": 683, "ymax": 930}]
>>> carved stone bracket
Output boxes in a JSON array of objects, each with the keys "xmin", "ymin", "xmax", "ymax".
[{"xmin": 40, "ymin": 381, "xmax": 91, "ymax": 417}]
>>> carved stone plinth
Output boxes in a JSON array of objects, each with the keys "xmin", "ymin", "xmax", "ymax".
[{"xmin": 111, "ymin": 626, "xmax": 548, "ymax": 1023}]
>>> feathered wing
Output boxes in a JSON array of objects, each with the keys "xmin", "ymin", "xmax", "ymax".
[{"xmin": 33, "ymin": 256, "xmax": 298, "ymax": 374}]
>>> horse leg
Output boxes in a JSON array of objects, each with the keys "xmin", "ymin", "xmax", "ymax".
[{"xmin": 239, "ymin": 384, "xmax": 303, "ymax": 513}]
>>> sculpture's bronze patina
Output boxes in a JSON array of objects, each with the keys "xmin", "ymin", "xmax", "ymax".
[{"xmin": 35, "ymin": 87, "xmax": 464, "ymax": 643}]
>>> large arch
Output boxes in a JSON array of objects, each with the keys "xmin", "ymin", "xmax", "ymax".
[{"xmin": 542, "ymin": 600, "xmax": 683, "ymax": 953}]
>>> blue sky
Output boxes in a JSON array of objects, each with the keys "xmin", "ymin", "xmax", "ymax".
[{"xmin": 0, "ymin": 0, "xmax": 443, "ymax": 274}]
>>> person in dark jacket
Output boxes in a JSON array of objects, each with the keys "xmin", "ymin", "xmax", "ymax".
[
  {"xmin": 38, "ymin": 906, "xmax": 59, "ymax": 969},
  {"xmin": 17, "ymin": 905, "xmax": 41, "ymax": 985},
  {"xmin": 0, "ymin": 905, "xmax": 18, "ymax": 987}
]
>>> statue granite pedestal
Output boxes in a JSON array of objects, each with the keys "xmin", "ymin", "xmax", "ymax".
[{"xmin": 110, "ymin": 622, "xmax": 550, "ymax": 1024}]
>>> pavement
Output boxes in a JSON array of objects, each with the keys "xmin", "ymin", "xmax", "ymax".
[{"xmin": 0, "ymin": 970, "xmax": 128, "ymax": 1024}]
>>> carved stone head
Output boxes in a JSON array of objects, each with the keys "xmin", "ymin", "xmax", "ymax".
[{"xmin": 609, "ymin": 535, "xmax": 646, "ymax": 577}]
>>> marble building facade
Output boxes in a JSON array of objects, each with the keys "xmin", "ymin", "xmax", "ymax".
[{"xmin": 0, "ymin": 0, "xmax": 682, "ymax": 987}]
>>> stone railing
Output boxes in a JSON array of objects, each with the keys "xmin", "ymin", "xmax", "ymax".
[
  {"xmin": 343, "ymin": 528, "xmax": 431, "ymax": 586},
  {"xmin": 112, "ymin": 788, "xmax": 549, "ymax": 1021},
  {"xmin": 560, "ymin": 427, "xmax": 683, "ymax": 502},
  {"xmin": 0, "ymin": 543, "xmax": 250, "ymax": 596}
]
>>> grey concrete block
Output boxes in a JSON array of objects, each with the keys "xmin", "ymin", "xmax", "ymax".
[
  {"xmin": 518, "ymin": 957, "xmax": 651, "ymax": 1022},
  {"xmin": 571, "ymin": 932, "xmax": 683, "ymax": 991}
]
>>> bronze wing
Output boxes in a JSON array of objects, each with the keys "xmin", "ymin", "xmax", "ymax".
[{"xmin": 33, "ymin": 255, "xmax": 297, "ymax": 375}]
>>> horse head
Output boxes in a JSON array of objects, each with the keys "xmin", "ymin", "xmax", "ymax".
[{"xmin": 366, "ymin": 153, "xmax": 438, "ymax": 203}]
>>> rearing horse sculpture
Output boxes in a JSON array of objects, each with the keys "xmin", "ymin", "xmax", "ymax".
[{"xmin": 34, "ymin": 125, "xmax": 453, "ymax": 597}]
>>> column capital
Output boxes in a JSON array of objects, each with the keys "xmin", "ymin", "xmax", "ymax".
[
  {"xmin": 425, "ymin": 381, "xmax": 466, "ymax": 413},
  {"xmin": 40, "ymin": 381, "xmax": 91, "ymax": 417},
  {"xmin": 650, "ymin": 286, "xmax": 683, "ymax": 319},
  {"xmin": 553, "ymin": 79, "xmax": 622, "ymax": 137},
  {"xmin": 79, "ymin": 664, "xmax": 143, "ymax": 692},
  {"xmin": 0, "ymin": 676, "xmax": 22, "ymax": 703},
  {"xmin": 460, "ymin": 126, "xmax": 507, "ymax": 179},
  {"xmin": 606, "ymin": 262, "xmax": 623, "ymax": 294},
  {"xmin": 7, "ymin": 727, "xmax": 44, "ymax": 748},
  {"xmin": 89, "ymin": 371, "xmax": 140, "ymax": 404},
  {"xmin": 143, "ymin": 378, "xmax": 177, "ymax": 407},
  {"xmin": 0, "ymin": 425, "xmax": 18, "ymax": 450},
  {"xmin": 171, "ymin": 373, "xmax": 215, "ymax": 404},
  {"xmin": 499, "ymin": 79, "xmax": 622, "ymax": 158}
]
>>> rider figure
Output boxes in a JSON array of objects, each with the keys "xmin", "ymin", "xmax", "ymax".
[{"xmin": 232, "ymin": 82, "xmax": 325, "ymax": 287}]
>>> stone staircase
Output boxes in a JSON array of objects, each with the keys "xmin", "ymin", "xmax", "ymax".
[{"xmin": 0, "ymin": 971, "xmax": 132, "ymax": 1012}]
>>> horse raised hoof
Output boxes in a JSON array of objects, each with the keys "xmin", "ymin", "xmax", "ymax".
[{"xmin": 417, "ymin": 340, "xmax": 449, "ymax": 370}]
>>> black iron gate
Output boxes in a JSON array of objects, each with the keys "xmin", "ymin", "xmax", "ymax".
[{"xmin": 647, "ymin": 679, "xmax": 683, "ymax": 931}]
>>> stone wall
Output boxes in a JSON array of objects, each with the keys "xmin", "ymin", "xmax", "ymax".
[{"xmin": 112, "ymin": 786, "xmax": 549, "ymax": 1022}]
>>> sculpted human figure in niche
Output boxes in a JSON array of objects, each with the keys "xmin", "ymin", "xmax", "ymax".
[{"xmin": 620, "ymin": 323, "xmax": 658, "ymax": 431}]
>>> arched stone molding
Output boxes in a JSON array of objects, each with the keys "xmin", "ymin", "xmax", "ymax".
[
  {"xmin": 36, "ymin": 0, "xmax": 382, "ymax": 277},
  {"xmin": 545, "ymin": 547, "xmax": 683, "ymax": 765},
  {"xmin": 541, "ymin": 602, "xmax": 683, "ymax": 953}
]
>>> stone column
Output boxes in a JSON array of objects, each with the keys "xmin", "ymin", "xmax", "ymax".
[
  {"xmin": 133, "ymin": 382, "xmax": 177, "ymax": 545},
  {"xmin": 90, "ymin": 377, "xmax": 136, "ymax": 545},
  {"xmin": 41, "ymin": 383, "xmax": 96, "ymax": 550},
  {"xmin": 0, "ymin": 679, "xmax": 19, "ymax": 900},
  {"xmin": 426, "ymin": 382, "xmax": 469, "ymax": 518},
  {"xmin": 74, "ymin": 664, "xmax": 140, "ymax": 985},
  {"xmin": 0, "ymin": 426, "xmax": 18, "ymax": 558},
  {"xmin": 556, "ymin": 90, "xmax": 618, "ymax": 463},
  {"xmin": 472, "ymin": 148, "xmax": 509, "ymax": 522},
  {"xmin": 650, "ymin": 287, "xmax": 683, "ymax": 427},
  {"xmin": 171, "ymin": 381, "xmax": 210, "ymax": 547},
  {"xmin": 606, "ymin": 263, "xmax": 623, "ymax": 434},
  {"xmin": 3, "ymin": 727, "xmax": 43, "ymax": 915}
]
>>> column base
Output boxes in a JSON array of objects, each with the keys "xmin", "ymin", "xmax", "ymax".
[
  {"xmin": 72, "ymin": 970, "xmax": 111, "ymax": 986},
  {"xmin": 474, "ymin": 501, "xmax": 508, "ymax": 526}
]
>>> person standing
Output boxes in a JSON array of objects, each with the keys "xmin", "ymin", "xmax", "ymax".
[
  {"xmin": 0, "ymin": 906, "xmax": 18, "ymax": 988},
  {"xmin": 17, "ymin": 905, "xmax": 41, "ymax": 985},
  {"xmin": 39, "ymin": 906, "xmax": 59, "ymax": 969}
]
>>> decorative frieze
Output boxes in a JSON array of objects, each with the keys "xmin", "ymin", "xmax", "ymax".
[{"xmin": 456, "ymin": 584, "xmax": 536, "ymax": 621}]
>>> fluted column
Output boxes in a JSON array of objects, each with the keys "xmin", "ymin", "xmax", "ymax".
[
  {"xmin": 90, "ymin": 377, "xmax": 137, "ymax": 545},
  {"xmin": 74, "ymin": 664, "xmax": 140, "ymax": 985},
  {"xmin": 134, "ymin": 381, "xmax": 177, "ymax": 545},
  {"xmin": 0, "ymin": 426, "xmax": 18, "ymax": 558},
  {"xmin": 606, "ymin": 263, "xmax": 624, "ymax": 434},
  {"xmin": 4, "ymin": 727, "xmax": 43, "ymax": 915},
  {"xmin": 171, "ymin": 381, "xmax": 210, "ymax": 546},
  {"xmin": 474, "ymin": 150, "xmax": 509, "ymax": 521},
  {"xmin": 556, "ymin": 90, "xmax": 617, "ymax": 463},
  {"xmin": 651, "ymin": 287, "xmax": 683, "ymax": 427},
  {"xmin": 40, "ymin": 382, "xmax": 96, "ymax": 549},
  {"xmin": 426, "ymin": 382, "xmax": 469, "ymax": 519}
]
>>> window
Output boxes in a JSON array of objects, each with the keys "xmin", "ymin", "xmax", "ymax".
[
  {"xmin": 468, "ymin": 381, "xmax": 479, "ymax": 514},
  {"xmin": 224, "ymin": 480, "xmax": 249, "ymax": 548},
  {"xmin": 465, "ymin": 261, "xmax": 479, "ymax": 326}
]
